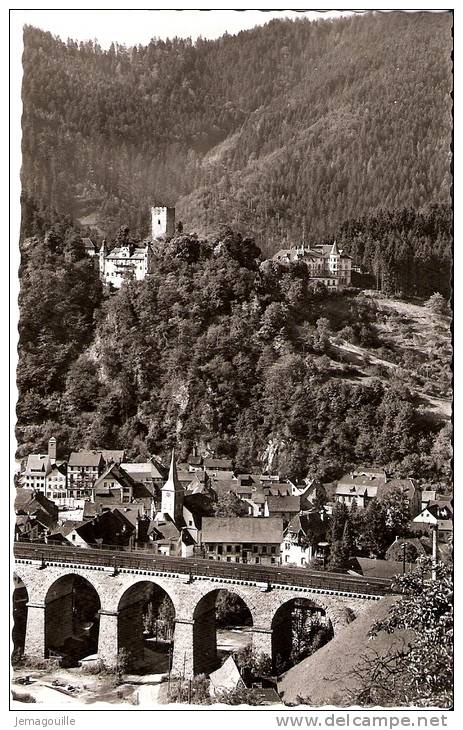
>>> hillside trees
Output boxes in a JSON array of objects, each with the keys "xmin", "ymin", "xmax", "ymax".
[
  {"xmin": 349, "ymin": 559, "xmax": 453, "ymax": 707},
  {"xmin": 17, "ymin": 221, "xmax": 102, "ymax": 451},
  {"xmin": 16, "ymin": 226, "xmax": 451, "ymax": 491},
  {"xmin": 21, "ymin": 12, "xmax": 452, "ymax": 258}
]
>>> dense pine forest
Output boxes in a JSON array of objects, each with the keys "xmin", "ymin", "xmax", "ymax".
[
  {"xmin": 17, "ymin": 12, "xmax": 452, "ymax": 484},
  {"xmin": 22, "ymin": 11, "xmax": 452, "ymax": 250}
]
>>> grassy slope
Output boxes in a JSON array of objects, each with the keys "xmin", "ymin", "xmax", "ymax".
[
  {"xmin": 327, "ymin": 294, "xmax": 452, "ymax": 421},
  {"xmin": 278, "ymin": 596, "xmax": 411, "ymax": 707}
]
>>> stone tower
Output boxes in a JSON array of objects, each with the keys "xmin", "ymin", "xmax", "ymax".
[
  {"xmin": 151, "ymin": 206, "xmax": 175, "ymax": 240},
  {"xmin": 160, "ymin": 449, "xmax": 184, "ymax": 525}
]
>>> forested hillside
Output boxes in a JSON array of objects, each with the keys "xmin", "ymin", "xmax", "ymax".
[
  {"xmin": 17, "ymin": 204, "xmax": 452, "ymax": 490},
  {"xmin": 22, "ymin": 11, "xmax": 452, "ymax": 249},
  {"xmin": 17, "ymin": 13, "xmax": 452, "ymax": 483}
]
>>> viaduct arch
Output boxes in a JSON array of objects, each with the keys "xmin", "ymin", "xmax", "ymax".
[{"xmin": 13, "ymin": 554, "xmax": 385, "ymax": 678}]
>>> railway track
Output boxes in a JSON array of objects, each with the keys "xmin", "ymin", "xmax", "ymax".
[{"xmin": 13, "ymin": 541, "xmax": 392, "ymax": 596}]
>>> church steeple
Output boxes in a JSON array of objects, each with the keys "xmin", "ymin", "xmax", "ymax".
[{"xmin": 160, "ymin": 448, "xmax": 184, "ymax": 524}]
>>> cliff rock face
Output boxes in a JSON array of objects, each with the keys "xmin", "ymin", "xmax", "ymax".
[{"xmin": 261, "ymin": 438, "xmax": 282, "ymax": 473}]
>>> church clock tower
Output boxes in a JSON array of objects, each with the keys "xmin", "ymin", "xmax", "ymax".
[{"xmin": 160, "ymin": 449, "xmax": 184, "ymax": 524}]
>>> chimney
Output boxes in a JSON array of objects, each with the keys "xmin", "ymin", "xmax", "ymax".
[{"xmin": 48, "ymin": 436, "xmax": 57, "ymax": 463}]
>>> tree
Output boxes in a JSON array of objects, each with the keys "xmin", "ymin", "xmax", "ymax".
[
  {"xmin": 213, "ymin": 492, "xmax": 248, "ymax": 518},
  {"xmin": 357, "ymin": 499, "xmax": 391, "ymax": 558},
  {"xmin": 217, "ymin": 686, "xmax": 272, "ymax": 706},
  {"xmin": 425, "ymin": 292, "xmax": 449, "ymax": 317},
  {"xmin": 169, "ymin": 674, "xmax": 212, "ymax": 704},
  {"xmin": 233, "ymin": 645, "xmax": 272, "ymax": 683},
  {"xmin": 157, "ymin": 595, "xmax": 175, "ymax": 639},
  {"xmin": 349, "ymin": 559, "xmax": 453, "ymax": 707},
  {"xmin": 330, "ymin": 502, "xmax": 349, "ymax": 543},
  {"xmin": 381, "ymin": 487, "xmax": 410, "ymax": 536},
  {"xmin": 215, "ymin": 591, "xmax": 252, "ymax": 628}
]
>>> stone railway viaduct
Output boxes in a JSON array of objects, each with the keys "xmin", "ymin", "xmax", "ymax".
[{"xmin": 13, "ymin": 544, "xmax": 391, "ymax": 678}]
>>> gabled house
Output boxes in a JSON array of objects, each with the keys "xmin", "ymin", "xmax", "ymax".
[
  {"xmin": 15, "ymin": 490, "xmax": 59, "ymax": 527},
  {"xmin": 20, "ymin": 437, "xmax": 59, "ymax": 493},
  {"xmin": 92, "ymin": 462, "xmax": 137, "ymax": 504},
  {"xmin": 244, "ymin": 492, "xmax": 269, "ymax": 518},
  {"xmin": 412, "ymin": 500, "xmax": 453, "ymax": 541},
  {"xmin": 281, "ymin": 512, "xmax": 327, "ymax": 566},
  {"xmin": 187, "ymin": 448, "xmax": 203, "ymax": 472},
  {"xmin": 67, "ymin": 451, "xmax": 105, "ymax": 497},
  {"xmin": 44, "ymin": 462, "xmax": 67, "ymax": 502},
  {"xmin": 266, "ymin": 495, "xmax": 305, "ymax": 525},
  {"xmin": 50, "ymin": 508, "xmax": 136, "ymax": 548},
  {"xmin": 185, "ymin": 471, "xmax": 212, "ymax": 496},
  {"xmin": 148, "ymin": 514, "xmax": 196, "ymax": 557},
  {"xmin": 335, "ymin": 470, "xmax": 421, "ymax": 516},
  {"xmin": 201, "ymin": 517, "xmax": 283, "ymax": 565},
  {"xmin": 121, "ymin": 458, "xmax": 166, "ymax": 488},
  {"xmin": 203, "ymin": 458, "xmax": 234, "ymax": 473},
  {"xmin": 101, "ymin": 450, "xmax": 125, "ymax": 465},
  {"xmin": 15, "ymin": 514, "xmax": 49, "ymax": 542},
  {"xmin": 82, "ymin": 237, "xmax": 98, "ymax": 257},
  {"xmin": 15, "ymin": 490, "xmax": 59, "ymax": 541}
]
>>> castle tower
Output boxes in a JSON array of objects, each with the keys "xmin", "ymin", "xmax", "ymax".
[
  {"xmin": 151, "ymin": 206, "xmax": 175, "ymax": 240},
  {"xmin": 160, "ymin": 448, "xmax": 184, "ymax": 524}
]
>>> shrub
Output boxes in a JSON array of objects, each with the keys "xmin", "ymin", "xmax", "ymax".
[{"xmin": 12, "ymin": 690, "xmax": 36, "ymax": 703}]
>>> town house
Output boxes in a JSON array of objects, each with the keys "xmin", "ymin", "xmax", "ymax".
[{"xmin": 200, "ymin": 516, "xmax": 283, "ymax": 565}]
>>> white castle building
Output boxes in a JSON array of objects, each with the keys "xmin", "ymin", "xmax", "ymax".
[
  {"xmin": 98, "ymin": 206, "xmax": 175, "ymax": 288},
  {"xmin": 272, "ymin": 241, "xmax": 352, "ymax": 289}
]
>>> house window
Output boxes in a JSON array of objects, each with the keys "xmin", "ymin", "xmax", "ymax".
[
  {"xmin": 218, "ymin": 545, "xmax": 223, "ymax": 555},
  {"xmin": 253, "ymin": 545, "xmax": 258, "ymax": 553},
  {"xmin": 262, "ymin": 546, "xmax": 267, "ymax": 554},
  {"xmin": 227, "ymin": 545, "xmax": 232, "ymax": 553},
  {"xmin": 271, "ymin": 557, "xmax": 276, "ymax": 564},
  {"xmin": 208, "ymin": 544, "xmax": 214, "ymax": 552},
  {"xmin": 226, "ymin": 557, "xmax": 231, "ymax": 562},
  {"xmin": 271, "ymin": 546, "xmax": 276, "ymax": 554},
  {"xmin": 235, "ymin": 557, "xmax": 240, "ymax": 563},
  {"xmin": 235, "ymin": 545, "xmax": 241, "ymax": 552},
  {"xmin": 255, "ymin": 557, "xmax": 260, "ymax": 564}
]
